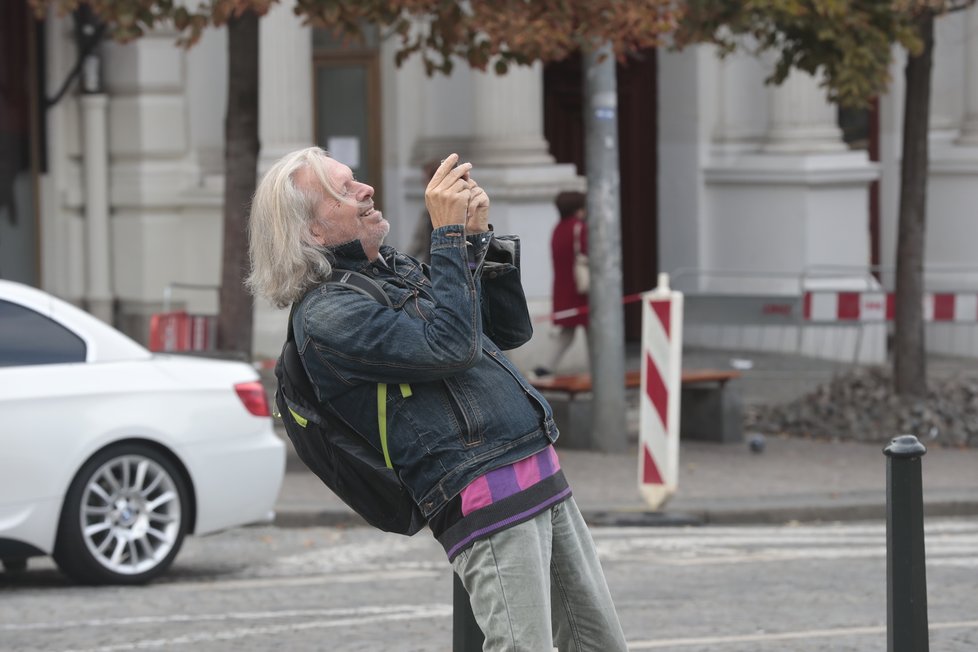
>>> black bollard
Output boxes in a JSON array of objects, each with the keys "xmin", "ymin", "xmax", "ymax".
[
  {"xmin": 884, "ymin": 434, "xmax": 929, "ymax": 652},
  {"xmin": 453, "ymin": 572, "xmax": 484, "ymax": 651}
]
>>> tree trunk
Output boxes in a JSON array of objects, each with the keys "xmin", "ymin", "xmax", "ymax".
[
  {"xmin": 583, "ymin": 44, "xmax": 627, "ymax": 453},
  {"xmin": 893, "ymin": 11, "xmax": 934, "ymax": 398},
  {"xmin": 218, "ymin": 10, "xmax": 260, "ymax": 356}
]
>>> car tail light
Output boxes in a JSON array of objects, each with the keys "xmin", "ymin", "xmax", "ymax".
[{"xmin": 235, "ymin": 382, "xmax": 271, "ymax": 417}]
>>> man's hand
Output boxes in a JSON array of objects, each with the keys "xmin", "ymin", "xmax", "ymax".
[
  {"xmin": 425, "ymin": 154, "xmax": 472, "ymax": 229},
  {"xmin": 465, "ymin": 177, "xmax": 490, "ymax": 234}
]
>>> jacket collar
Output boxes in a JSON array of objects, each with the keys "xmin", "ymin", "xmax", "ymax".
[{"xmin": 325, "ymin": 240, "xmax": 399, "ymax": 273}]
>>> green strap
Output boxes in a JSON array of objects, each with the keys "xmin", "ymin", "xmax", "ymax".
[
  {"xmin": 376, "ymin": 383, "xmax": 412, "ymax": 470},
  {"xmin": 288, "ymin": 407, "xmax": 308, "ymax": 428},
  {"xmin": 377, "ymin": 383, "xmax": 393, "ymax": 469}
]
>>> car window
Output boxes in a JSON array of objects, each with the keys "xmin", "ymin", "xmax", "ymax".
[{"xmin": 0, "ymin": 299, "xmax": 87, "ymax": 366}]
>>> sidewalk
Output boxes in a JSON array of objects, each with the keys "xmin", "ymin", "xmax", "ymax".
[
  {"xmin": 269, "ymin": 349, "xmax": 978, "ymax": 529},
  {"xmin": 273, "ymin": 432, "xmax": 978, "ymax": 529}
]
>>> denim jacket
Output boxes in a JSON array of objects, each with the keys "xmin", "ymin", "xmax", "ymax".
[{"xmin": 294, "ymin": 224, "xmax": 559, "ymax": 518}]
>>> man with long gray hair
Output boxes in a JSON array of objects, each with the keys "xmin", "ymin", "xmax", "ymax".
[{"xmin": 247, "ymin": 147, "xmax": 626, "ymax": 650}]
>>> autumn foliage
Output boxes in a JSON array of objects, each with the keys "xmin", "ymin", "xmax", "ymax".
[
  {"xmin": 297, "ymin": 0, "xmax": 680, "ymax": 73},
  {"xmin": 32, "ymin": 0, "xmax": 681, "ymax": 71},
  {"xmin": 675, "ymin": 0, "xmax": 973, "ymax": 107}
]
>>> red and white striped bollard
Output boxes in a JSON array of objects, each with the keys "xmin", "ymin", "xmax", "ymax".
[{"xmin": 638, "ymin": 273, "xmax": 683, "ymax": 510}]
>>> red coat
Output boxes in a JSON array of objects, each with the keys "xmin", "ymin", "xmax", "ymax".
[{"xmin": 551, "ymin": 216, "xmax": 588, "ymax": 327}]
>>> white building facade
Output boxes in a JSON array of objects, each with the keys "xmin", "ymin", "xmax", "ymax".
[{"xmin": 8, "ymin": 3, "xmax": 978, "ymax": 365}]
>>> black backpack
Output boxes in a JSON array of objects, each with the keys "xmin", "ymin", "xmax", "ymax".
[{"xmin": 274, "ymin": 270, "xmax": 426, "ymax": 535}]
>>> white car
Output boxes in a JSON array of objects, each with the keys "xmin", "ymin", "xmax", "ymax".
[{"xmin": 0, "ymin": 280, "xmax": 285, "ymax": 585}]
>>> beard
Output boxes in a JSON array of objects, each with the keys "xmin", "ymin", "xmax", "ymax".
[{"xmin": 359, "ymin": 214, "xmax": 390, "ymax": 251}]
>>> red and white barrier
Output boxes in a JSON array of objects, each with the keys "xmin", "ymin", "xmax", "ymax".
[
  {"xmin": 638, "ymin": 273, "xmax": 683, "ymax": 510},
  {"xmin": 148, "ymin": 311, "xmax": 216, "ymax": 352},
  {"xmin": 803, "ymin": 291, "xmax": 889, "ymax": 322},
  {"xmin": 924, "ymin": 293, "xmax": 978, "ymax": 322},
  {"xmin": 803, "ymin": 291, "xmax": 978, "ymax": 323}
]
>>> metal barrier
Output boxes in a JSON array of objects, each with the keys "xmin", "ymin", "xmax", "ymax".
[
  {"xmin": 672, "ymin": 264, "xmax": 978, "ymax": 364},
  {"xmin": 161, "ymin": 281, "xmax": 220, "ymax": 314},
  {"xmin": 671, "ymin": 267, "xmax": 879, "ymax": 364}
]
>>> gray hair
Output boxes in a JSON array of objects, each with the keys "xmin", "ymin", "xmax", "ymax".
[{"xmin": 246, "ymin": 147, "xmax": 343, "ymax": 308}]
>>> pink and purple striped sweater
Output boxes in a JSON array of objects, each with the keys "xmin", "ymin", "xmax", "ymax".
[{"xmin": 429, "ymin": 445, "xmax": 572, "ymax": 561}]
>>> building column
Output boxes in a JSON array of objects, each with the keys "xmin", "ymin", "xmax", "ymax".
[
  {"xmin": 711, "ymin": 52, "xmax": 768, "ymax": 151},
  {"xmin": 695, "ymin": 57, "xmax": 881, "ymax": 361},
  {"xmin": 763, "ymin": 69, "xmax": 846, "ymax": 153},
  {"xmin": 460, "ymin": 63, "xmax": 579, "ymax": 280},
  {"xmin": 919, "ymin": 2, "xmax": 978, "ymax": 359},
  {"xmin": 468, "ymin": 65, "xmax": 555, "ymax": 165},
  {"xmin": 956, "ymin": 4, "xmax": 978, "ymax": 145},
  {"xmin": 100, "ymin": 32, "xmax": 204, "ymax": 341},
  {"xmin": 410, "ymin": 63, "xmax": 559, "ymax": 167},
  {"xmin": 258, "ymin": 1, "xmax": 313, "ymax": 172},
  {"xmin": 701, "ymin": 66, "xmax": 872, "ymax": 294},
  {"xmin": 931, "ymin": 10, "xmax": 966, "ymax": 135},
  {"xmin": 252, "ymin": 1, "xmax": 314, "ymax": 355},
  {"xmin": 80, "ymin": 93, "xmax": 113, "ymax": 323},
  {"xmin": 404, "ymin": 62, "xmax": 581, "ymax": 371}
]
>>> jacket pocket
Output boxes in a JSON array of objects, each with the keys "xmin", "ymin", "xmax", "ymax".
[{"xmin": 443, "ymin": 379, "xmax": 484, "ymax": 447}]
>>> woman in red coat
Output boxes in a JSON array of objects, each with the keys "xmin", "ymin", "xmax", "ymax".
[{"xmin": 534, "ymin": 191, "xmax": 588, "ymax": 377}]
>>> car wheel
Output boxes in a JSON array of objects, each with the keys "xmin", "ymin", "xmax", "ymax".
[{"xmin": 54, "ymin": 443, "xmax": 189, "ymax": 585}]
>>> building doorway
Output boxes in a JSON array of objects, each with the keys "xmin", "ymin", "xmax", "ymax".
[
  {"xmin": 544, "ymin": 49, "xmax": 658, "ymax": 341},
  {"xmin": 312, "ymin": 27, "xmax": 382, "ymax": 204},
  {"xmin": 0, "ymin": 0, "xmax": 42, "ymax": 285}
]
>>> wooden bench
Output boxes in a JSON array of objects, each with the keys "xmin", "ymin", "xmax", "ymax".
[{"xmin": 530, "ymin": 368, "xmax": 743, "ymax": 448}]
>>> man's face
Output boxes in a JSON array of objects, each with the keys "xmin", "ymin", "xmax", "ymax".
[{"xmin": 302, "ymin": 159, "xmax": 389, "ymax": 251}]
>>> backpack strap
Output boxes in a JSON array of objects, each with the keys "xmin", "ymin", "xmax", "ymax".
[
  {"xmin": 287, "ymin": 268, "xmax": 390, "ymax": 341},
  {"xmin": 376, "ymin": 382, "xmax": 414, "ymax": 469},
  {"xmin": 328, "ymin": 269, "xmax": 393, "ymax": 307},
  {"xmin": 290, "ymin": 268, "xmax": 405, "ymax": 470}
]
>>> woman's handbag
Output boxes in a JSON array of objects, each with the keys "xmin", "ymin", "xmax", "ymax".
[{"xmin": 573, "ymin": 220, "xmax": 589, "ymax": 294}]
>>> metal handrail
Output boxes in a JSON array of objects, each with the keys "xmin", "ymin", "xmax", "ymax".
[
  {"xmin": 671, "ymin": 264, "xmax": 978, "ymax": 296},
  {"xmin": 162, "ymin": 282, "xmax": 220, "ymax": 313}
]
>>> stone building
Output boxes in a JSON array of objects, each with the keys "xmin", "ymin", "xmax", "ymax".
[{"xmin": 4, "ymin": 2, "xmax": 978, "ymax": 366}]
